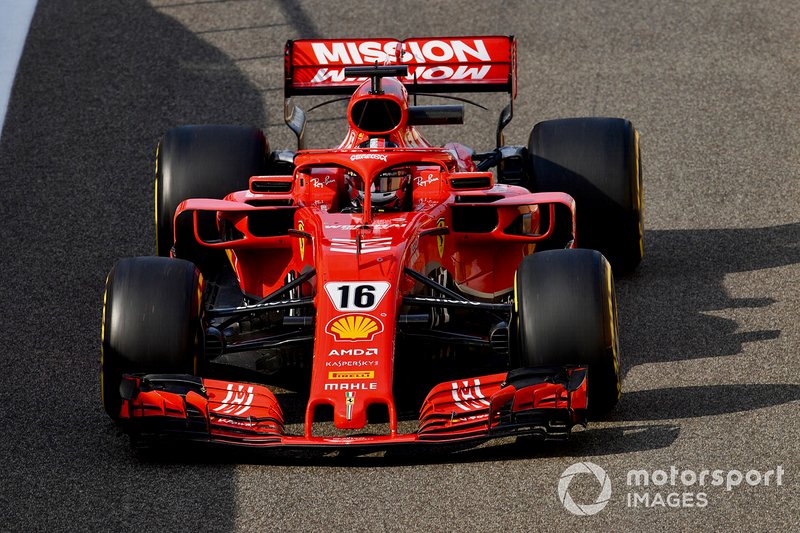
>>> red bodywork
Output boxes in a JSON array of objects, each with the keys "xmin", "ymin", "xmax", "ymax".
[{"xmin": 120, "ymin": 36, "xmax": 588, "ymax": 449}]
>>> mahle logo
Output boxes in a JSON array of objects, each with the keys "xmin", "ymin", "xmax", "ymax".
[{"xmin": 558, "ymin": 462, "xmax": 612, "ymax": 516}]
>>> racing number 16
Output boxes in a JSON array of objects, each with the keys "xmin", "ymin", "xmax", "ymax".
[
  {"xmin": 325, "ymin": 281, "xmax": 390, "ymax": 312},
  {"xmin": 336, "ymin": 284, "xmax": 375, "ymax": 309}
]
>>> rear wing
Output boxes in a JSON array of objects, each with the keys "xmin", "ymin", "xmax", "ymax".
[
  {"xmin": 284, "ymin": 36, "xmax": 517, "ymax": 98},
  {"xmin": 283, "ymin": 36, "xmax": 517, "ymax": 149}
]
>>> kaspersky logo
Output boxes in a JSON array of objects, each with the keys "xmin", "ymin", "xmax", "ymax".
[{"xmin": 325, "ymin": 313, "xmax": 384, "ymax": 341}]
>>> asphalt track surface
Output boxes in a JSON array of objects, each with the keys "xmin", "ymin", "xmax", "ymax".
[{"xmin": 0, "ymin": 1, "xmax": 798, "ymax": 531}]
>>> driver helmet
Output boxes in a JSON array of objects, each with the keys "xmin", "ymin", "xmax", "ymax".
[{"xmin": 346, "ymin": 167, "xmax": 411, "ymax": 211}]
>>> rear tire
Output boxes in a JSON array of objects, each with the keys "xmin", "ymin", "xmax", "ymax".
[
  {"xmin": 513, "ymin": 249, "xmax": 620, "ymax": 415},
  {"xmin": 101, "ymin": 257, "xmax": 203, "ymax": 420},
  {"xmin": 529, "ymin": 117, "xmax": 643, "ymax": 274},
  {"xmin": 155, "ymin": 124, "xmax": 269, "ymax": 268}
]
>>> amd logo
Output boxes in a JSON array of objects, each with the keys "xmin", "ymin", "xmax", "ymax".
[{"xmin": 329, "ymin": 348, "xmax": 379, "ymax": 356}]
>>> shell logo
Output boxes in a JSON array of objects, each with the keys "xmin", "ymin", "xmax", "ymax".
[{"xmin": 325, "ymin": 313, "xmax": 384, "ymax": 342}]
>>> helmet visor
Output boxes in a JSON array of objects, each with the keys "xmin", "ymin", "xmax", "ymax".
[{"xmin": 370, "ymin": 168, "xmax": 409, "ymax": 193}]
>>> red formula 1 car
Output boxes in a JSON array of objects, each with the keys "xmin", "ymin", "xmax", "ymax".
[{"xmin": 101, "ymin": 36, "xmax": 643, "ymax": 451}]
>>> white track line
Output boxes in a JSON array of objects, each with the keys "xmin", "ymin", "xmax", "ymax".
[{"xmin": 0, "ymin": 0, "xmax": 38, "ymax": 140}]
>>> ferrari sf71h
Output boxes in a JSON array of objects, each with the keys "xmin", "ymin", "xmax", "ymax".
[{"xmin": 101, "ymin": 36, "xmax": 643, "ymax": 451}]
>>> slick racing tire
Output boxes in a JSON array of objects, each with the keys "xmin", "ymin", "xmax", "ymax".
[
  {"xmin": 155, "ymin": 124, "xmax": 269, "ymax": 267},
  {"xmin": 513, "ymin": 249, "xmax": 621, "ymax": 415},
  {"xmin": 528, "ymin": 117, "xmax": 643, "ymax": 275},
  {"xmin": 101, "ymin": 257, "xmax": 203, "ymax": 420}
]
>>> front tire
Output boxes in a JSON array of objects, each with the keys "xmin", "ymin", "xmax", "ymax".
[
  {"xmin": 101, "ymin": 257, "xmax": 203, "ymax": 420},
  {"xmin": 513, "ymin": 249, "xmax": 621, "ymax": 415}
]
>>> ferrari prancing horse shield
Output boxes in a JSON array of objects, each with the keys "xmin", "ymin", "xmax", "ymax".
[{"xmin": 436, "ymin": 217, "xmax": 446, "ymax": 257}]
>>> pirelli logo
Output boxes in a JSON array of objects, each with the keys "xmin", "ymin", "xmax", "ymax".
[{"xmin": 328, "ymin": 371, "xmax": 375, "ymax": 380}]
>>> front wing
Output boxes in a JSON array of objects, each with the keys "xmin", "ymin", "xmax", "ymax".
[{"xmin": 117, "ymin": 367, "xmax": 588, "ymax": 450}]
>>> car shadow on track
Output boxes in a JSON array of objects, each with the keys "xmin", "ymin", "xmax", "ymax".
[
  {"xmin": 614, "ymin": 222, "xmax": 800, "ymax": 420},
  {"xmin": 618, "ymin": 223, "xmax": 799, "ymax": 366},
  {"xmin": 132, "ymin": 422, "xmax": 681, "ymax": 466},
  {"xmin": 613, "ymin": 384, "xmax": 800, "ymax": 421}
]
